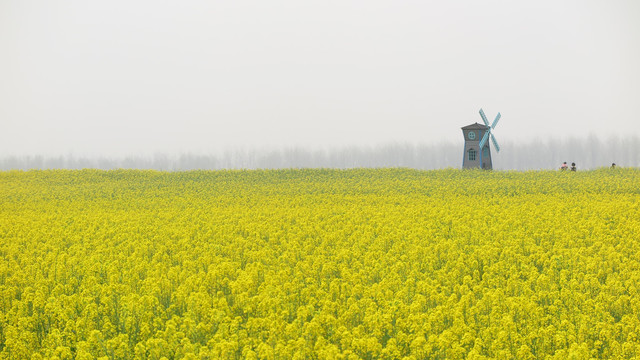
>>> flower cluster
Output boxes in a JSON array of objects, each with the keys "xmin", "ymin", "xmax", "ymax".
[{"xmin": 1, "ymin": 168, "xmax": 639, "ymax": 359}]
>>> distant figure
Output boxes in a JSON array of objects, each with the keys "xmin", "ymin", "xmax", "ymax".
[
  {"xmin": 611, "ymin": 163, "xmax": 616, "ymax": 169},
  {"xmin": 560, "ymin": 162, "xmax": 568, "ymax": 171},
  {"xmin": 571, "ymin": 162, "xmax": 576, "ymax": 171}
]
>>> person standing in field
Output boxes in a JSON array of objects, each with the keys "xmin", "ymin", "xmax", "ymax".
[
  {"xmin": 571, "ymin": 162, "xmax": 576, "ymax": 171},
  {"xmin": 560, "ymin": 162, "xmax": 568, "ymax": 171},
  {"xmin": 611, "ymin": 163, "xmax": 616, "ymax": 169}
]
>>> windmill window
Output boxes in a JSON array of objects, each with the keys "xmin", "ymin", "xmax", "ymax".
[
  {"xmin": 468, "ymin": 149, "xmax": 476, "ymax": 161},
  {"xmin": 483, "ymin": 147, "xmax": 489, "ymax": 158}
]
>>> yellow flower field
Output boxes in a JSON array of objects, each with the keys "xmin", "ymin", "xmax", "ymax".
[{"xmin": 1, "ymin": 168, "xmax": 639, "ymax": 359}]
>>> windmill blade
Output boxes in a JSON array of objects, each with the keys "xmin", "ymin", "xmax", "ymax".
[
  {"xmin": 479, "ymin": 109, "xmax": 490, "ymax": 126},
  {"xmin": 479, "ymin": 130, "xmax": 490, "ymax": 149},
  {"xmin": 491, "ymin": 113, "xmax": 501, "ymax": 129},
  {"xmin": 491, "ymin": 133, "xmax": 500, "ymax": 152}
]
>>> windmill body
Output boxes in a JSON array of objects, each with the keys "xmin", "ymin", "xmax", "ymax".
[
  {"xmin": 461, "ymin": 109, "xmax": 501, "ymax": 170},
  {"xmin": 461, "ymin": 123, "xmax": 492, "ymax": 169}
]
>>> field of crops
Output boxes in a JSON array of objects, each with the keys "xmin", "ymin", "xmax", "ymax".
[{"xmin": 1, "ymin": 168, "xmax": 640, "ymax": 359}]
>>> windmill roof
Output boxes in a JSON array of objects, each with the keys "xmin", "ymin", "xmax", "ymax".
[{"xmin": 461, "ymin": 122, "xmax": 489, "ymax": 130}]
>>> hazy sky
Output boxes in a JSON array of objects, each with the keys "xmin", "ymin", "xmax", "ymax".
[{"xmin": 1, "ymin": 0, "xmax": 639, "ymax": 157}]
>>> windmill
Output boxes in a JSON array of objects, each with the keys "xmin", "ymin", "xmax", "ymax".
[{"xmin": 461, "ymin": 109, "xmax": 501, "ymax": 169}]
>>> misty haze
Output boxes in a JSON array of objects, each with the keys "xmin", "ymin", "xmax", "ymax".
[
  {"xmin": 2, "ymin": 136, "xmax": 639, "ymax": 171},
  {"xmin": 1, "ymin": 1, "xmax": 639, "ymax": 165}
]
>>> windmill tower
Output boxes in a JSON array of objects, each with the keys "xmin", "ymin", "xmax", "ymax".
[{"xmin": 461, "ymin": 109, "xmax": 501, "ymax": 169}]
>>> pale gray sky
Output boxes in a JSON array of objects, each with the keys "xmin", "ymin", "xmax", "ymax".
[{"xmin": 1, "ymin": 0, "xmax": 639, "ymax": 157}]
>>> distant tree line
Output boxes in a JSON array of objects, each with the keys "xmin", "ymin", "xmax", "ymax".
[{"xmin": 1, "ymin": 136, "xmax": 638, "ymax": 171}]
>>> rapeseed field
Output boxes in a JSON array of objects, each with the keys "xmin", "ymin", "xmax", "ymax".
[{"xmin": 1, "ymin": 168, "xmax": 639, "ymax": 359}]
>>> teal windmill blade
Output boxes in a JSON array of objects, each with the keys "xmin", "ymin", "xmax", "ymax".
[
  {"xmin": 491, "ymin": 133, "xmax": 500, "ymax": 152},
  {"xmin": 491, "ymin": 113, "xmax": 501, "ymax": 129},
  {"xmin": 479, "ymin": 109, "xmax": 490, "ymax": 126},
  {"xmin": 479, "ymin": 130, "xmax": 490, "ymax": 149}
]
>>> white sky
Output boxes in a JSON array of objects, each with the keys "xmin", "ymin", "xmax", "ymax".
[{"xmin": 1, "ymin": 0, "xmax": 639, "ymax": 157}]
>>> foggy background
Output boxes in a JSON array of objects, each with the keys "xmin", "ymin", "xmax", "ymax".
[
  {"xmin": 2, "ymin": 136, "xmax": 638, "ymax": 170},
  {"xmin": 1, "ymin": 0, "xmax": 639, "ymax": 170}
]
